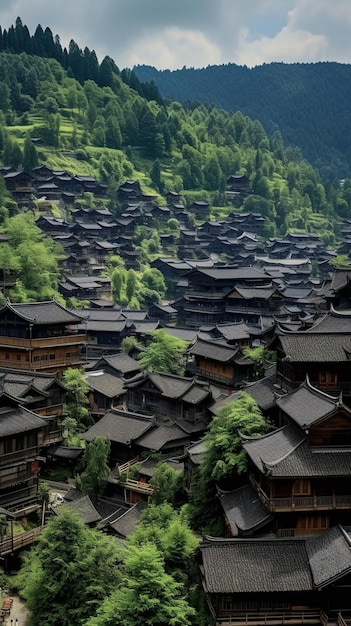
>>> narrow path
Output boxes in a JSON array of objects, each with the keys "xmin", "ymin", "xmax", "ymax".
[{"xmin": 3, "ymin": 595, "xmax": 30, "ymax": 625}]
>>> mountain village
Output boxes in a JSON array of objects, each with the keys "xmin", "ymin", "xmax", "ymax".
[{"xmin": 0, "ymin": 163, "xmax": 351, "ymax": 624}]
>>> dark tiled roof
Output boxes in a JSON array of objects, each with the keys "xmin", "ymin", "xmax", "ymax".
[
  {"xmin": 233, "ymin": 286, "xmax": 277, "ymax": 300},
  {"xmin": 242, "ymin": 423, "xmax": 306, "ymax": 473},
  {"xmin": 307, "ymin": 307, "xmax": 351, "ymax": 333},
  {"xmin": 84, "ymin": 371, "xmax": 125, "ymax": 398},
  {"xmin": 95, "ymin": 353, "xmax": 140, "ymax": 375},
  {"xmin": 194, "ymin": 267, "xmax": 269, "ymax": 281},
  {"xmin": 277, "ymin": 333, "xmax": 351, "ymax": 362},
  {"xmin": 219, "ymin": 484, "xmax": 273, "ymax": 536},
  {"xmin": 81, "ymin": 320, "xmax": 126, "ymax": 332},
  {"xmin": 82, "ymin": 408, "xmax": 153, "ymax": 445},
  {"xmin": 186, "ymin": 440, "xmax": 207, "ymax": 464},
  {"xmin": 266, "ymin": 441, "xmax": 351, "ymax": 477},
  {"xmin": 3, "ymin": 300, "xmax": 83, "ymax": 325},
  {"xmin": 59, "ymin": 495, "xmax": 101, "ymax": 525},
  {"xmin": 78, "ymin": 308, "xmax": 123, "ymax": 321},
  {"xmin": 216, "ymin": 322, "xmax": 250, "ymax": 342},
  {"xmin": 109, "ymin": 500, "xmax": 147, "ymax": 537},
  {"xmin": 201, "ymin": 536, "xmax": 313, "ymax": 593},
  {"xmin": 136, "ymin": 422, "xmax": 191, "ymax": 451},
  {"xmin": 188, "ymin": 338, "xmax": 239, "ymax": 361},
  {"xmin": 182, "ymin": 386, "xmax": 210, "ymax": 405},
  {"xmin": 240, "ymin": 371, "xmax": 279, "ymax": 412},
  {"xmin": 276, "ymin": 380, "xmax": 340, "ymax": 428},
  {"xmin": 243, "ymin": 422, "xmax": 351, "ymax": 477},
  {"xmin": 161, "ymin": 326, "xmax": 199, "ymax": 342},
  {"xmin": 0, "ymin": 406, "xmax": 46, "ymax": 437},
  {"xmin": 306, "ymin": 525, "xmax": 351, "ymax": 588},
  {"xmin": 148, "ymin": 372, "xmax": 194, "ymax": 399}
]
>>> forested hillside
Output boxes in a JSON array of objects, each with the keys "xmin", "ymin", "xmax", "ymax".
[
  {"xmin": 134, "ymin": 62, "xmax": 351, "ymax": 181},
  {"xmin": 0, "ymin": 18, "xmax": 350, "ymax": 255}
]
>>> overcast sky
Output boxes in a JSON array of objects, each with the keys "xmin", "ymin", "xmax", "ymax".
[{"xmin": 0, "ymin": 0, "xmax": 350, "ymax": 71}]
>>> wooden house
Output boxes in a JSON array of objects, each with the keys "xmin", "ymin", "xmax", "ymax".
[
  {"xmin": 125, "ymin": 370, "xmax": 212, "ymax": 430},
  {"xmin": 240, "ymin": 378, "xmax": 351, "ymax": 537},
  {"xmin": 188, "ymin": 200, "xmax": 210, "ymax": 219},
  {"xmin": 183, "ymin": 266, "xmax": 271, "ymax": 326},
  {"xmin": 0, "ymin": 403, "xmax": 47, "ymax": 516},
  {"xmin": 186, "ymin": 337, "xmax": 253, "ymax": 391},
  {"xmin": 0, "ymin": 300, "xmax": 86, "ymax": 373},
  {"xmin": 0, "ymin": 367, "xmax": 66, "ymax": 449},
  {"xmin": 200, "ymin": 525, "xmax": 351, "ymax": 625},
  {"xmin": 84, "ymin": 370, "xmax": 126, "ymax": 418},
  {"xmin": 88, "ymin": 352, "xmax": 141, "ymax": 380},
  {"xmin": 82, "ymin": 407, "xmax": 154, "ymax": 465},
  {"xmin": 226, "ymin": 173, "xmax": 251, "ymax": 197},
  {"xmin": 225, "ymin": 284, "xmax": 282, "ymax": 323},
  {"xmin": 272, "ymin": 325, "xmax": 351, "ymax": 398}
]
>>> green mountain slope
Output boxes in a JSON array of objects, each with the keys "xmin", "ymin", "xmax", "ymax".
[
  {"xmin": 0, "ymin": 20, "xmax": 350, "ymax": 250},
  {"xmin": 134, "ymin": 62, "xmax": 351, "ymax": 180}
]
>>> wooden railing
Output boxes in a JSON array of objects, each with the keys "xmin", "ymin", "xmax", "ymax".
[
  {"xmin": 0, "ymin": 334, "xmax": 86, "ymax": 348},
  {"xmin": 216, "ymin": 609, "xmax": 321, "ymax": 625},
  {"xmin": 123, "ymin": 479, "xmax": 153, "ymax": 495},
  {"xmin": 0, "ymin": 356, "xmax": 82, "ymax": 370},
  {"xmin": 116, "ymin": 457, "xmax": 139, "ymax": 475},
  {"xmin": 250, "ymin": 477, "xmax": 351, "ymax": 511},
  {"xmin": 337, "ymin": 613, "xmax": 349, "ymax": 626},
  {"xmin": 0, "ymin": 446, "xmax": 38, "ymax": 467},
  {"xmin": 0, "ymin": 527, "xmax": 43, "ymax": 556}
]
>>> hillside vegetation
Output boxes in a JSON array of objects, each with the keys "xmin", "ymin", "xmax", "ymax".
[
  {"xmin": 0, "ymin": 19, "xmax": 350, "ymax": 250},
  {"xmin": 135, "ymin": 62, "xmax": 351, "ymax": 181}
]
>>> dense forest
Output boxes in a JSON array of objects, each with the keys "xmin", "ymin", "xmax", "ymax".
[
  {"xmin": 134, "ymin": 62, "xmax": 351, "ymax": 181},
  {"xmin": 0, "ymin": 18, "xmax": 351, "ymax": 258}
]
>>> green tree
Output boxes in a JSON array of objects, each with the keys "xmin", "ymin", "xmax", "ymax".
[
  {"xmin": 138, "ymin": 329, "xmax": 188, "ymax": 375},
  {"xmin": 150, "ymin": 462, "xmax": 183, "ymax": 506},
  {"xmin": 4, "ymin": 213, "xmax": 62, "ymax": 301},
  {"xmin": 62, "ymin": 367, "xmax": 91, "ymax": 444},
  {"xmin": 15, "ymin": 509, "xmax": 122, "ymax": 626},
  {"xmin": 242, "ymin": 346, "xmax": 276, "ymax": 380},
  {"xmin": 77, "ymin": 437, "xmax": 111, "ymax": 503},
  {"xmin": 111, "ymin": 266, "xmax": 126, "ymax": 302},
  {"xmin": 140, "ymin": 267, "xmax": 166, "ymax": 300},
  {"xmin": 22, "ymin": 134, "xmax": 39, "ymax": 172},
  {"xmin": 126, "ymin": 269, "xmax": 139, "ymax": 303},
  {"xmin": 85, "ymin": 542, "xmax": 195, "ymax": 626},
  {"xmin": 189, "ymin": 392, "xmax": 270, "ymax": 533},
  {"xmin": 129, "ymin": 503, "xmax": 199, "ymax": 566}
]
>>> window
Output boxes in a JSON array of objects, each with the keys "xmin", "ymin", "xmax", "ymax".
[
  {"xmin": 4, "ymin": 438, "xmax": 12, "ymax": 454},
  {"xmin": 293, "ymin": 479, "xmax": 311, "ymax": 495},
  {"xmin": 319, "ymin": 371, "xmax": 338, "ymax": 388}
]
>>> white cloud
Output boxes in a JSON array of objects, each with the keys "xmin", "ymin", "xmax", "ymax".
[
  {"xmin": 0, "ymin": 0, "xmax": 350, "ymax": 69},
  {"xmin": 235, "ymin": 25, "xmax": 327, "ymax": 67},
  {"xmin": 125, "ymin": 27, "xmax": 222, "ymax": 70}
]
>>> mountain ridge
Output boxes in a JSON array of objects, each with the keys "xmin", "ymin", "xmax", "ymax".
[{"xmin": 134, "ymin": 61, "xmax": 351, "ymax": 180}]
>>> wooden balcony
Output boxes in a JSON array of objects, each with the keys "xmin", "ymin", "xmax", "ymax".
[
  {"xmin": 123, "ymin": 478, "xmax": 153, "ymax": 495},
  {"xmin": 187, "ymin": 364, "xmax": 237, "ymax": 386},
  {"xmin": 0, "ymin": 492, "xmax": 39, "ymax": 517},
  {"xmin": 215, "ymin": 609, "xmax": 321, "ymax": 625},
  {"xmin": 186, "ymin": 289, "xmax": 228, "ymax": 300},
  {"xmin": 0, "ymin": 446, "xmax": 38, "ymax": 468},
  {"xmin": 0, "ymin": 356, "xmax": 82, "ymax": 371},
  {"xmin": 250, "ymin": 478, "xmax": 351, "ymax": 511},
  {"xmin": 0, "ymin": 526, "xmax": 42, "ymax": 556},
  {"xmin": 0, "ymin": 333, "xmax": 86, "ymax": 348},
  {"xmin": 38, "ymin": 431, "xmax": 63, "ymax": 447}
]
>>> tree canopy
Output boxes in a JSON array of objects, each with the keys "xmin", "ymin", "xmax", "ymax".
[
  {"xmin": 15, "ymin": 509, "xmax": 123, "ymax": 626},
  {"xmin": 189, "ymin": 392, "xmax": 270, "ymax": 533},
  {"xmin": 137, "ymin": 329, "xmax": 189, "ymax": 375}
]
